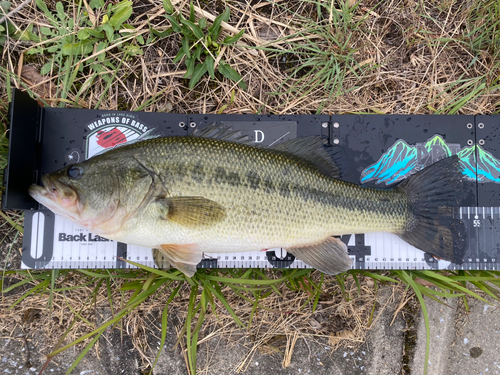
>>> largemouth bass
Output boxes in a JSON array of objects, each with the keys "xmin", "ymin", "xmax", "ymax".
[{"xmin": 28, "ymin": 125, "xmax": 466, "ymax": 276}]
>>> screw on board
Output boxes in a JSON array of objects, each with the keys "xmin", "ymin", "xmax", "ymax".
[
  {"xmin": 467, "ymin": 123, "xmax": 473, "ymax": 129},
  {"xmin": 333, "ymin": 122, "xmax": 339, "ymax": 128},
  {"xmin": 479, "ymin": 139, "xmax": 485, "ymax": 145},
  {"xmin": 478, "ymin": 123, "xmax": 484, "ymax": 129},
  {"xmin": 321, "ymin": 122, "xmax": 328, "ymax": 128},
  {"xmin": 190, "ymin": 122, "xmax": 197, "ymax": 128},
  {"xmin": 179, "ymin": 122, "xmax": 185, "ymax": 128},
  {"xmin": 333, "ymin": 139, "xmax": 340, "ymax": 144},
  {"xmin": 467, "ymin": 140, "xmax": 473, "ymax": 146}
]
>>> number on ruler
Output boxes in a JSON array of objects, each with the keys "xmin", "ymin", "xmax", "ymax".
[{"xmin": 473, "ymin": 215, "xmax": 481, "ymax": 227}]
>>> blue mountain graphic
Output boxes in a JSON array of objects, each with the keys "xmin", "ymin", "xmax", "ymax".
[
  {"xmin": 424, "ymin": 135, "xmax": 452, "ymax": 156},
  {"xmin": 360, "ymin": 135, "xmax": 500, "ymax": 185},
  {"xmin": 360, "ymin": 140, "xmax": 417, "ymax": 185},
  {"xmin": 476, "ymin": 146, "xmax": 500, "ymax": 182},
  {"xmin": 457, "ymin": 146, "xmax": 476, "ymax": 180}
]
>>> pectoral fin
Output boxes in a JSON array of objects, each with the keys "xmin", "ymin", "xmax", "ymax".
[
  {"xmin": 157, "ymin": 196, "xmax": 226, "ymax": 228},
  {"xmin": 154, "ymin": 244, "xmax": 202, "ymax": 277},
  {"xmin": 286, "ymin": 237, "xmax": 352, "ymax": 275}
]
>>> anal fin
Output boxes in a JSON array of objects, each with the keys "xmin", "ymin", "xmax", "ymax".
[
  {"xmin": 286, "ymin": 237, "xmax": 352, "ymax": 275},
  {"xmin": 154, "ymin": 244, "xmax": 202, "ymax": 277}
]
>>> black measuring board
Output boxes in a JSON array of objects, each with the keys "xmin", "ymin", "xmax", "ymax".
[
  {"xmin": 475, "ymin": 115, "xmax": 500, "ymax": 206},
  {"xmin": 332, "ymin": 114, "xmax": 475, "ymax": 196},
  {"xmin": 187, "ymin": 114, "xmax": 330, "ymax": 144},
  {"xmin": 3, "ymin": 88, "xmax": 40, "ymax": 210},
  {"xmin": 470, "ymin": 115, "xmax": 500, "ymax": 268},
  {"xmin": 331, "ymin": 114, "xmax": 483, "ymax": 270},
  {"xmin": 5, "ymin": 88, "xmax": 500, "ymax": 272}
]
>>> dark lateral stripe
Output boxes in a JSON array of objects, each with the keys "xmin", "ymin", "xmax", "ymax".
[
  {"xmin": 246, "ymin": 171, "xmax": 260, "ymax": 190},
  {"xmin": 191, "ymin": 165, "xmax": 399, "ymax": 216},
  {"xmin": 226, "ymin": 171, "xmax": 241, "ymax": 186},
  {"xmin": 246, "ymin": 171, "xmax": 276, "ymax": 193},
  {"xmin": 191, "ymin": 162, "xmax": 205, "ymax": 183},
  {"xmin": 212, "ymin": 167, "xmax": 241, "ymax": 186},
  {"xmin": 294, "ymin": 186, "xmax": 399, "ymax": 216},
  {"xmin": 244, "ymin": 170, "xmax": 334, "ymax": 205},
  {"xmin": 279, "ymin": 182, "xmax": 290, "ymax": 197},
  {"xmin": 214, "ymin": 167, "xmax": 227, "ymax": 184},
  {"xmin": 263, "ymin": 178, "xmax": 275, "ymax": 193}
]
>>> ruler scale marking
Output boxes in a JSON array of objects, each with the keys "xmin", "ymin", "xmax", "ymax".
[{"xmin": 20, "ymin": 207, "xmax": 500, "ymax": 271}]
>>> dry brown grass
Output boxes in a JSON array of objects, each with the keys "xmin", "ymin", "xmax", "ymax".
[
  {"xmin": 1, "ymin": 0, "xmax": 499, "ymax": 372},
  {"xmin": 1, "ymin": 270, "xmax": 384, "ymax": 372},
  {"xmin": 0, "ymin": 0, "xmax": 498, "ymax": 116}
]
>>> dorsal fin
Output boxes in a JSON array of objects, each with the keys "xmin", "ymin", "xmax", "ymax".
[
  {"xmin": 192, "ymin": 125, "xmax": 341, "ymax": 177},
  {"xmin": 191, "ymin": 123, "xmax": 253, "ymax": 145},
  {"xmin": 271, "ymin": 136, "xmax": 341, "ymax": 178}
]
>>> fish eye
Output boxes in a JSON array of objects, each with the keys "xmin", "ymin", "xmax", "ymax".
[{"xmin": 67, "ymin": 165, "xmax": 83, "ymax": 179}]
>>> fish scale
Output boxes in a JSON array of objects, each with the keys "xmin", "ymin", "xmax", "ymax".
[
  {"xmin": 118, "ymin": 136, "xmax": 411, "ymax": 249},
  {"xmin": 29, "ymin": 129, "xmax": 467, "ymax": 277}
]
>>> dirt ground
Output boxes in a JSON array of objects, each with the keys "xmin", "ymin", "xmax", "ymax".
[{"xmin": 1, "ymin": 0, "xmax": 499, "ymax": 373}]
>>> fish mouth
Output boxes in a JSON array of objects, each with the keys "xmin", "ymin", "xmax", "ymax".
[
  {"xmin": 41, "ymin": 174, "xmax": 55, "ymax": 194},
  {"xmin": 28, "ymin": 175, "xmax": 78, "ymax": 212},
  {"xmin": 28, "ymin": 175, "xmax": 58, "ymax": 200}
]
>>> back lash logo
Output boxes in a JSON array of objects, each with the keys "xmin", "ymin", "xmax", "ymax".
[
  {"xmin": 84, "ymin": 113, "xmax": 150, "ymax": 159},
  {"xmin": 361, "ymin": 134, "xmax": 500, "ymax": 185},
  {"xmin": 58, "ymin": 232, "xmax": 110, "ymax": 242}
]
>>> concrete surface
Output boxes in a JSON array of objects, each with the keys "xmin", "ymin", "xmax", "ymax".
[
  {"xmin": 412, "ymin": 295, "xmax": 500, "ymax": 375},
  {"xmin": 192, "ymin": 288, "xmax": 405, "ymax": 375},
  {"xmin": 1, "ymin": 284, "xmax": 499, "ymax": 374}
]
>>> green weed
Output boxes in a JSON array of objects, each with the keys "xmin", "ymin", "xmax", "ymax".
[
  {"xmin": 262, "ymin": 0, "xmax": 372, "ymax": 113},
  {"xmin": 3, "ymin": 264, "xmax": 499, "ymax": 375},
  {"xmin": 159, "ymin": 0, "xmax": 246, "ymax": 90},
  {"xmin": 29, "ymin": 0, "xmax": 140, "ymax": 68},
  {"xmin": 0, "ymin": 1, "xmax": 12, "ymax": 48},
  {"xmin": 20, "ymin": 0, "xmax": 142, "ymax": 106}
]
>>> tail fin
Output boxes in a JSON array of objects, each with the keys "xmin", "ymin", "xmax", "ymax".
[{"xmin": 395, "ymin": 156, "xmax": 467, "ymax": 264}]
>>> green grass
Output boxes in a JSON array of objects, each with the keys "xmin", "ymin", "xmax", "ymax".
[
  {"xmin": 2, "ymin": 1, "xmax": 500, "ymax": 374},
  {"xmin": 161, "ymin": 0, "xmax": 247, "ymax": 90},
  {"xmin": 261, "ymin": 0, "xmax": 371, "ymax": 113},
  {"xmin": 2, "ymin": 264, "xmax": 499, "ymax": 375},
  {"xmin": 423, "ymin": 0, "xmax": 500, "ymax": 114}
]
